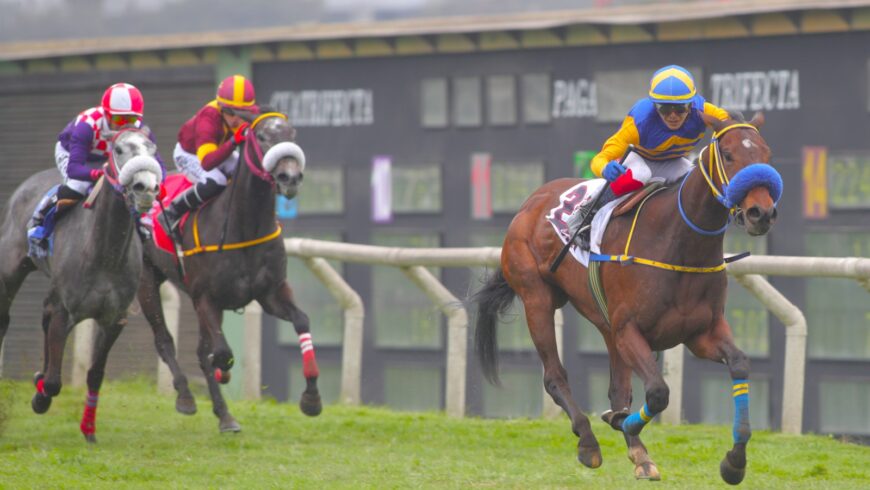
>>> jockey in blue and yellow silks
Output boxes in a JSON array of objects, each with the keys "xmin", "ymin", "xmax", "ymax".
[{"xmin": 570, "ymin": 65, "xmax": 730, "ymax": 230}]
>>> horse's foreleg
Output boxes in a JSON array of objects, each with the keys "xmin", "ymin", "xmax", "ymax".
[
  {"xmin": 686, "ymin": 319, "xmax": 750, "ymax": 485},
  {"xmin": 605, "ymin": 349, "xmax": 660, "ymax": 480},
  {"xmin": 137, "ymin": 268, "xmax": 196, "ymax": 415},
  {"xmin": 258, "ymin": 280, "xmax": 321, "ymax": 417},
  {"xmin": 519, "ymin": 291, "xmax": 601, "ymax": 469},
  {"xmin": 612, "ymin": 320, "xmax": 668, "ymax": 437},
  {"xmin": 79, "ymin": 318, "xmax": 125, "ymax": 443},
  {"xmin": 192, "ymin": 296, "xmax": 239, "ymax": 432},
  {"xmin": 32, "ymin": 295, "xmax": 71, "ymax": 414}
]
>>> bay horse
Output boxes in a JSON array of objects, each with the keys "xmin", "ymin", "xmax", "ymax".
[
  {"xmin": 138, "ymin": 111, "xmax": 321, "ymax": 432},
  {"xmin": 472, "ymin": 112, "xmax": 780, "ymax": 485},
  {"xmin": 0, "ymin": 129, "xmax": 162, "ymax": 442}
]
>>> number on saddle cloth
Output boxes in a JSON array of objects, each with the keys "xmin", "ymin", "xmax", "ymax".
[{"xmin": 26, "ymin": 185, "xmax": 62, "ymax": 259}]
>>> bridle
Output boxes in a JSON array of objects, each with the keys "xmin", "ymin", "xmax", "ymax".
[
  {"xmin": 677, "ymin": 123, "xmax": 766, "ymax": 236},
  {"xmin": 241, "ymin": 112, "xmax": 289, "ymax": 184}
]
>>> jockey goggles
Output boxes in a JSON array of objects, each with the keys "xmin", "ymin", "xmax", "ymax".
[
  {"xmin": 110, "ymin": 114, "xmax": 141, "ymax": 126},
  {"xmin": 655, "ymin": 103, "xmax": 691, "ymax": 116}
]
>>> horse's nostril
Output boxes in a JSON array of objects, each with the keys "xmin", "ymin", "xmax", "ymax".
[
  {"xmin": 277, "ymin": 173, "xmax": 291, "ymax": 183},
  {"xmin": 132, "ymin": 182, "xmax": 145, "ymax": 192},
  {"xmin": 770, "ymin": 208, "xmax": 778, "ymax": 222},
  {"xmin": 746, "ymin": 207, "xmax": 762, "ymax": 221}
]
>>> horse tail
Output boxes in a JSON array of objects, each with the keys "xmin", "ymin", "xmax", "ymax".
[{"xmin": 470, "ymin": 269, "xmax": 515, "ymax": 386}]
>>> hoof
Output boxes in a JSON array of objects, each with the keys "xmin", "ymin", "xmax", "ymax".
[
  {"xmin": 720, "ymin": 455, "xmax": 746, "ymax": 485},
  {"xmin": 31, "ymin": 392, "xmax": 52, "ymax": 414},
  {"xmin": 300, "ymin": 391, "xmax": 322, "ymax": 417},
  {"xmin": 601, "ymin": 409, "xmax": 630, "ymax": 432},
  {"xmin": 83, "ymin": 433, "xmax": 97, "ymax": 444},
  {"xmin": 219, "ymin": 415, "xmax": 241, "ymax": 433},
  {"xmin": 577, "ymin": 439, "xmax": 602, "ymax": 469},
  {"xmin": 208, "ymin": 351, "xmax": 235, "ymax": 371},
  {"xmin": 634, "ymin": 462, "xmax": 661, "ymax": 480},
  {"xmin": 176, "ymin": 393, "xmax": 197, "ymax": 415},
  {"xmin": 214, "ymin": 368, "xmax": 231, "ymax": 384}
]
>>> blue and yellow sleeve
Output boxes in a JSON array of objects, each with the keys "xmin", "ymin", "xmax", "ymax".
[{"xmin": 590, "ymin": 116, "xmax": 640, "ymax": 177}]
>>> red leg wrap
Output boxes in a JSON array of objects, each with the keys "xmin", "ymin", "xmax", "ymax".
[
  {"xmin": 80, "ymin": 391, "xmax": 98, "ymax": 436},
  {"xmin": 302, "ymin": 350, "xmax": 319, "ymax": 379},
  {"xmin": 36, "ymin": 378, "xmax": 45, "ymax": 395},
  {"xmin": 609, "ymin": 169, "xmax": 644, "ymax": 196}
]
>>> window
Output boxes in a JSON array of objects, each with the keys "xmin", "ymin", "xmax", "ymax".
[
  {"xmin": 297, "ymin": 167, "xmax": 344, "ymax": 215},
  {"xmin": 827, "ymin": 153, "xmax": 870, "ymax": 209},
  {"xmin": 487, "ymin": 75, "xmax": 516, "ymax": 126},
  {"xmin": 700, "ymin": 372, "xmax": 770, "ymax": 430},
  {"xmin": 521, "ymin": 73, "xmax": 551, "ymax": 124},
  {"xmin": 453, "ymin": 76, "xmax": 482, "ymax": 127},
  {"xmin": 724, "ymin": 231, "xmax": 770, "ymax": 357},
  {"xmin": 372, "ymin": 232, "xmax": 442, "ymax": 348},
  {"xmin": 421, "ymin": 78, "xmax": 448, "ymax": 128},
  {"xmin": 595, "ymin": 67, "xmax": 702, "ymax": 123},
  {"xmin": 490, "ymin": 161, "xmax": 545, "ymax": 213},
  {"xmin": 819, "ymin": 379, "xmax": 870, "ymax": 435},
  {"xmin": 391, "ymin": 164, "xmax": 442, "ymax": 213},
  {"xmin": 383, "ymin": 364, "xmax": 443, "ymax": 411},
  {"xmin": 278, "ymin": 231, "xmax": 344, "ymax": 346},
  {"xmin": 481, "ymin": 368, "xmax": 543, "ymax": 418},
  {"xmin": 806, "ymin": 231, "xmax": 870, "ymax": 359}
]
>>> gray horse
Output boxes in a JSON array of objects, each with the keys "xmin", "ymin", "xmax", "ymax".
[
  {"xmin": 0, "ymin": 129, "xmax": 161, "ymax": 442},
  {"xmin": 138, "ymin": 112, "xmax": 321, "ymax": 433}
]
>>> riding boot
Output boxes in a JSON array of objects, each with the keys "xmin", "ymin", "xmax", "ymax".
[
  {"xmin": 159, "ymin": 179, "xmax": 223, "ymax": 240},
  {"xmin": 27, "ymin": 185, "xmax": 84, "ymax": 258}
]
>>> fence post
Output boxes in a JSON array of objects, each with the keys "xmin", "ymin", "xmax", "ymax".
[
  {"xmin": 401, "ymin": 265, "xmax": 468, "ymax": 418},
  {"xmin": 735, "ymin": 273, "xmax": 807, "ymax": 434},
  {"xmin": 157, "ymin": 282, "xmax": 181, "ymax": 395},
  {"xmin": 71, "ymin": 320, "xmax": 98, "ymax": 388},
  {"xmin": 302, "ymin": 257, "xmax": 364, "ymax": 406},
  {"xmin": 661, "ymin": 345, "xmax": 685, "ymax": 425},
  {"xmin": 243, "ymin": 302, "xmax": 262, "ymax": 400}
]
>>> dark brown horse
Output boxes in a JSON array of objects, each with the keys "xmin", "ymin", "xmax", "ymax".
[
  {"xmin": 137, "ymin": 112, "xmax": 321, "ymax": 432},
  {"xmin": 473, "ymin": 113, "xmax": 780, "ymax": 485}
]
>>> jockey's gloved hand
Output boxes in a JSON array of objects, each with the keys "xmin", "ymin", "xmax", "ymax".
[
  {"xmin": 90, "ymin": 168, "xmax": 104, "ymax": 181},
  {"xmin": 603, "ymin": 161, "xmax": 627, "ymax": 182},
  {"xmin": 233, "ymin": 123, "xmax": 249, "ymax": 145}
]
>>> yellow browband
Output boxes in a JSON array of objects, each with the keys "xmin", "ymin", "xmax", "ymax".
[
  {"xmin": 250, "ymin": 112, "xmax": 288, "ymax": 129},
  {"xmin": 183, "ymin": 210, "xmax": 283, "ymax": 257}
]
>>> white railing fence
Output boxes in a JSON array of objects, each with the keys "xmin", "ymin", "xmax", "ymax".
[{"xmin": 57, "ymin": 240, "xmax": 869, "ymax": 434}]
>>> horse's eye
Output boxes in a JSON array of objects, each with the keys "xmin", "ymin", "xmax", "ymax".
[{"xmin": 722, "ymin": 152, "xmax": 733, "ymax": 162}]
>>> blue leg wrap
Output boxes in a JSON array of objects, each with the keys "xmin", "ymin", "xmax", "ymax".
[
  {"xmin": 732, "ymin": 379, "xmax": 751, "ymax": 444},
  {"xmin": 622, "ymin": 403, "xmax": 656, "ymax": 436}
]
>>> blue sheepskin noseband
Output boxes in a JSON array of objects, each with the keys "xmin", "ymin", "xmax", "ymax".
[{"xmin": 723, "ymin": 163, "xmax": 783, "ymax": 209}]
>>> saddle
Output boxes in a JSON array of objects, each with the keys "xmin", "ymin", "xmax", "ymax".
[{"xmin": 611, "ymin": 181, "xmax": 665, "ymax": 218}]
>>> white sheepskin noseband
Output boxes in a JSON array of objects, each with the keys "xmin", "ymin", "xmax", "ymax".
[
  {"xmin": 118, "ymin": 155, "xmax": 162, "ymax": 186},
  {"xmin": 262, "ymin": 142, "xmax": 306, "ymax": 173}
]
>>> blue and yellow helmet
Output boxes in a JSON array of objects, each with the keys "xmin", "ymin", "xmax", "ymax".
[{"xmin": 648, "ymin": 65, "xmax": 696, "ymax": 104}]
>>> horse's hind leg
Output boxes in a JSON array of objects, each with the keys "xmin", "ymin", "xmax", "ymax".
[
  {"xmin": 193, "ymin": 296, "xmax": 240, "ymax": 433},
  {"xmin": 603, "ymin": 347, "xmax": 660, "ymax": 480},
  {"xmin": 258, "ymin": 279, "xmax": 322, "ymax": 417},
  {"xmin": 32, "ymin": 293, "xmax": 71, "ymax": 414},
  {"xmin": 513, "ymin": 280, "xmax": 601, "ymax": 469},
  {"xmin": 0, "ymin": 252, "xmax": 35, "ymax": 350},
  {"xmin": 137, "ymin": 265, "xmax": 196, "ymax": 414},
  {"xmin": 686, "ymin": 318, "xmax": 751, "ymax": 485},
  {"xmin": 79, "ymin": 317, "xmax": 126, "ymax": 443}
]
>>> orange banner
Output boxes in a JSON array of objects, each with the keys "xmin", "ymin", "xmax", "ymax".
[{"xmin": 802, "ymin": 146, "xmax": 828, "ymax": 219}]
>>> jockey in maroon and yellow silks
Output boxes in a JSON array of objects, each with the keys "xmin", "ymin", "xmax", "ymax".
[
  {"xmin": 569, "ymin": 65, "xmax": 729, "ymax": 235},
  {"xmin": 160, "ymin": 74, "xmax": 260, "ymax": 237}
]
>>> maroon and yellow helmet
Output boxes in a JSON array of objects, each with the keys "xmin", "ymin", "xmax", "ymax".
[{"xmin": 216, "ymin": 75, "xmax": 256, "ymax": 111}]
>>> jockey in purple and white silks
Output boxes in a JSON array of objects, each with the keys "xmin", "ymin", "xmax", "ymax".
[{"xmin": 28, "ymin": 83, "xmax": 166, "ymax": 253}]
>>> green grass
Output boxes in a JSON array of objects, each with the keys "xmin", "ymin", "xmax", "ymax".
[{"xmin": 0, "ymin": 378, "xmax": 868, "ymax": 489}]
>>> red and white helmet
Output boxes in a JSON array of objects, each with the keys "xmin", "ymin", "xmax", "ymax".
[{"xmin": 101, "ymin": 83, "xmax": 144, "ymax": 116}]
